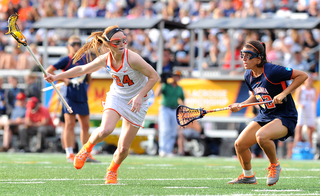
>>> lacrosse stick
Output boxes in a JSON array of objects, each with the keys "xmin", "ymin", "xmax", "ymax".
[
  {"xmin": 176, "ymin": 100, "xmax": 273, "ymax": 126},
  {"xmin": 6, "ymin": 13, "xmax": 73, "ymax": 113}
]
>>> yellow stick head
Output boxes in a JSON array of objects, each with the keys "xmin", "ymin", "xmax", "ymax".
[{"xmin": 6, "ymin": 13, "xmax": 27, "ymax": 47}]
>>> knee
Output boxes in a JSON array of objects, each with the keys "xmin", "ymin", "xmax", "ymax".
[
  {"xmin": 234, "ymin": 139, "xmax": 246, "ymax": 152},
  {"xmin": 255, "ymin": 132, "xmax": 267, "ymax": 145},
  {"xmin": 65, "ymin": 121, "xmax": 76, "ymax": 130},
  {"xmin": 117, "ymin": 145, "xmax": 130, "ymax": 155},
  {"xmin": 97, "ymin": 126, "xmax": 113, "ymax": 138}
]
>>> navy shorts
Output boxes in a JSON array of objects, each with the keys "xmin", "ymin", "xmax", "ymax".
[
  {"xmin": 254, "ymin": 117, "xmax": 297, "ymax": 141},
  {"xmin": 62, "ymin": 98, "xmax": 89, "ymax": 115}
]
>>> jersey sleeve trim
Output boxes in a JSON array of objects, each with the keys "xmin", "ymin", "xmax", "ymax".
[
  {"xmin": 48, "ymin": 65, "xmax": 57, "ymax": 70},
  {"xmin": 290, "ymin": 69, "xmax": 294, "ymax": 80}
]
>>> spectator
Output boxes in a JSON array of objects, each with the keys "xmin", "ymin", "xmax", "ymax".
[
  {"xmin": 156, "ymin": 70, "xmax": 185, "ymax": 157},
  {"xmin": 77, "ymin": 0, "xmax": 96, "ymax": 18},
  {"xmin": 262, "ymin": 0, "xmax": 277, "ymax": 13},
  {"xmin": 239, "ymin": 0, "xmax": 261, "ymax": 18},
  {"xmin": 0, "ymin": 77, "xmax": 6, "ymax": 116},
  {"xmin": 220, "ymin": 0, "xmax": 236, "ymax": 17},
  {"xmin": 17, "ymin": 0, "xmax": 36, "ymax": 23},
  {"xmin": 18, "ymin": 97, "xmax": 55, "ymax": 152},
  {"xmin": 96, "ymin": 0, "xmax": 107, "ymax": 17},
  {"xmin": 0, "ymin": 47, "xmax": 21, "ymax": 70},
  {"xmin": 0, "ymin": 92, "xmax": 27, "ymax": 152},
  {"xmin": 177, "ymin": 119, "xmax": 202, "ymax": 156},
  {"xmin": 175, "ymin": 30, "xmax": 192, "ymax": 67},
  {"xmin": 202, "ymin": 44, "xmax": 220, "ymax": 68},
  {"xmin": 5, "ymin": 76, "xmax": 23, "ymax": 118},
  {"xmin": 24, "ymin": 73, "xmax": 41, "ymax": 101},
  {"xmin": 287, "ymin": 45, "xmax": 310, "ymax": 72},
  {"xmin": 160, "ymin": 48, "xmax": 177, "ymax": 73}
]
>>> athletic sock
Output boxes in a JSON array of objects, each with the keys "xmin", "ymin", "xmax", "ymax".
[
  {"xmin": 108, "ymin": 160, "xmax": 120, "ymax": 172},
  {"xmin": 243, "ymin": 169, "xmax": 254, "ymax": 177},
  {"xmin": 83, "ymin": 141, "xmax": 95, "ymax": 152},
  {"xmin": 66, "ymin": 147, "xmax": 73, "ymax": 157}
]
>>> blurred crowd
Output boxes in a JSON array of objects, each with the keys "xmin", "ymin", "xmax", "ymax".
[{"xmin": 0, "ymin": 0, "xmax": 319, "ymax": 75}]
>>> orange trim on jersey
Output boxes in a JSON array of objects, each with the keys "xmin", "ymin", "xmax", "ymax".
[
  {"xmin": 291, "ymin": 69, "xmax": 294, "ymax": 79},
  {"xmin": 262, "ymin": 66, "xmax": 281, "ymax": 85},
  {"xmin": 280, "ymin": 81, "xmax": 287, "ymax": 90},
  {"xmin": 110, "ymin": 51, "xmax": 125, "ymax": 72},
  {"xmin": 126, "ymin": 49, "xmax": 133, "ymax": 68},
  {"xmin": 64, "ymin": 55, "xmax": 73, "ymax": 71},
  {"xmin": 102, "ymin": 108, "xmax": 144, "ymax": 128},
  {"xmin": 48, "ymin": 65, "xmax": 57, "ymax": 70}
]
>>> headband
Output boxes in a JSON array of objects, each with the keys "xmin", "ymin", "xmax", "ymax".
[
  {"xmin": 247, "ymin": 43, "xmax": 260, "ymax": 54},
  {"xmin": 103, "ymin": 28, "xmax": 122, "ymax": 42}
]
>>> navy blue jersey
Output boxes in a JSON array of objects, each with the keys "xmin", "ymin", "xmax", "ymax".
[
  {"xmin": 51, "ymin": 55, "xmax": 88, "ymax": 103},
  {"xmin": 244, "ymin": 63, "xmax": 298, "ymax": 122}
]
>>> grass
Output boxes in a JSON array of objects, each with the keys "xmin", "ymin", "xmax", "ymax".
[{"xmin": 0, "ymin": 153, "xmax": 319, "ymax": 196}]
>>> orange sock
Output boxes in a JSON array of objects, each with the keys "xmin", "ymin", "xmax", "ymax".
[
  {"xmin": 84, "ymin": 141, "xmax": 95, "ymax": 152},
  {"xmin": 108, "ymin": 160, "xmax": 120, "ymax": 172}
]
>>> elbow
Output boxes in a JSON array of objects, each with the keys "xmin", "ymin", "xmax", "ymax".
[
  {"xmin": 303, "ymin": 72, "xmax": 309, "ymax": 81},
  {"xmin": 156, "ymin": 73, "xmax": 161, "ymax": 83}
]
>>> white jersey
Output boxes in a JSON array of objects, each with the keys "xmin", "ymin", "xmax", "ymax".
[
  {"xmin": 102, "ymin": 49, "xmax": 152, "ymax": 128},
  {"xmin": 106, "ymin": 49, "xmax": 152, "ymax": 101},
  {"xmin": 297, "ymin": 85, "xmax": 316, "ymax": 127}
]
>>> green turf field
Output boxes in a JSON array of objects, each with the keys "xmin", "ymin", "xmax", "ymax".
[{"xmin": 0, "ymin": 153, "xmax": 319, "ymax": 196}]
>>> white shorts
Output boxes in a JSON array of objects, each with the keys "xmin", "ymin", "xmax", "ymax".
[
  {"xmin": 297, "ymin": 107, "xmax": 316, "ymax": 127},
  {"xmin": 102, "ymin": 93, "xmax": 149, "ymax": 128}
]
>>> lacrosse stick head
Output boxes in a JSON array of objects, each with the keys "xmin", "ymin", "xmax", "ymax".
[
  {"xmin": 6, "ymin": 13, "xmax": 27, "ymax": 47},
  {"xmin": 176, "ymin": 105, "xmax": 206, "ymax": 127}
]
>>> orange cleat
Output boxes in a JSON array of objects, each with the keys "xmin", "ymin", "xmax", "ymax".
[
  {"xmin": 74, "ymin": 147, "xmax": 90, "ymax": 170},
  {"xmin": 86, "ymin": 153, "xmax": 101, "ymax": 163},
  {"xmin": 67, "ymin": 154, "xmax": 74, "ymax": 163},
  {"xmin": 105, "ymin": 169, "xmax": 117, "ymax": 184}
]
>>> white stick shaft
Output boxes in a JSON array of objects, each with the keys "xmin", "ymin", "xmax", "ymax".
[
  {"xmin": 42, "ymin": 82, "xmax": 64, "ymax": 92},
  {"xmin": 26, "ymin": 46, "xmax": 73, "ymax": 113}
]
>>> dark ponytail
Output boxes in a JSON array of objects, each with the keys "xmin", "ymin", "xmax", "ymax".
[{"xmin": 245, "ymin": 40, "xmax": 268, "ymax": 67}]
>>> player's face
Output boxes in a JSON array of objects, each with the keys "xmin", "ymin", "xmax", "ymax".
[
  {"xmin": 241, "ymin": 47, "xmax": 261, "ymax": 69},
  {"xmin": 68, "ymin": 39, "xmax": 81, "ymax": 53},
  {"xmin": 109, "ymin": 32, "xmax": 126, "ymax": 51}
]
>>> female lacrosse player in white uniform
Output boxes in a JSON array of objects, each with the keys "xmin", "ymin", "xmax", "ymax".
[
  {"xmin": 44, "ymin": 26, "xmax": 159, "ymax": 184},
  {"xmin": 294, "ymin": 76, "xmax": 316, "ymax": 146}
]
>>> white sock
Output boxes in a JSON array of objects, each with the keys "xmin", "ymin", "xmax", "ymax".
[
  {"xmin": 65, "ymin": 147, "xmax": 74, "ymax": 157},
  {"xmin": 243, "ymin": 169, "xmax": 254, "ymax": 177}
]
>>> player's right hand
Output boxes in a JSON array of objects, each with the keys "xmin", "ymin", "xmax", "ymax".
[
  {"xmin": 228, "ymin": 103, "xmax": 242, "ymax": 113},
  {"xmin": 44, "ymin": 73, "xmax": 56, "ymax": 83}
]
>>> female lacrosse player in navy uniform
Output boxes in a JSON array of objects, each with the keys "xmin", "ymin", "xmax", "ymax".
[
  {"xmin": 227, "ymin": 40, "xmax": 308, "ymax": 186},
  {"xmin": 44, "ymin": 26, "xmax": 159, "ymax": 184},
  {"xmin": 46, "ymin": 35, "xmax": 99, "ymax": 163}
]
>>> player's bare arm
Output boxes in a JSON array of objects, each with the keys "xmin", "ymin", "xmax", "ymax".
[
  {"xmin": 127, "ymin": 50, "xmax": 160, "ymax": 98},
  {"xmin": 44, "ymin": 54, "xmax": 107, "ymax": 83},
  {"xmin": 126, "ymin": 50, "xmax": 159, "ymax": 112}
]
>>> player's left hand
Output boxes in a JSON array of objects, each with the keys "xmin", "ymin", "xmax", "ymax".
[{"xmin": 128, "ymin": 95, "xmax": 143, "ymax": 113}]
